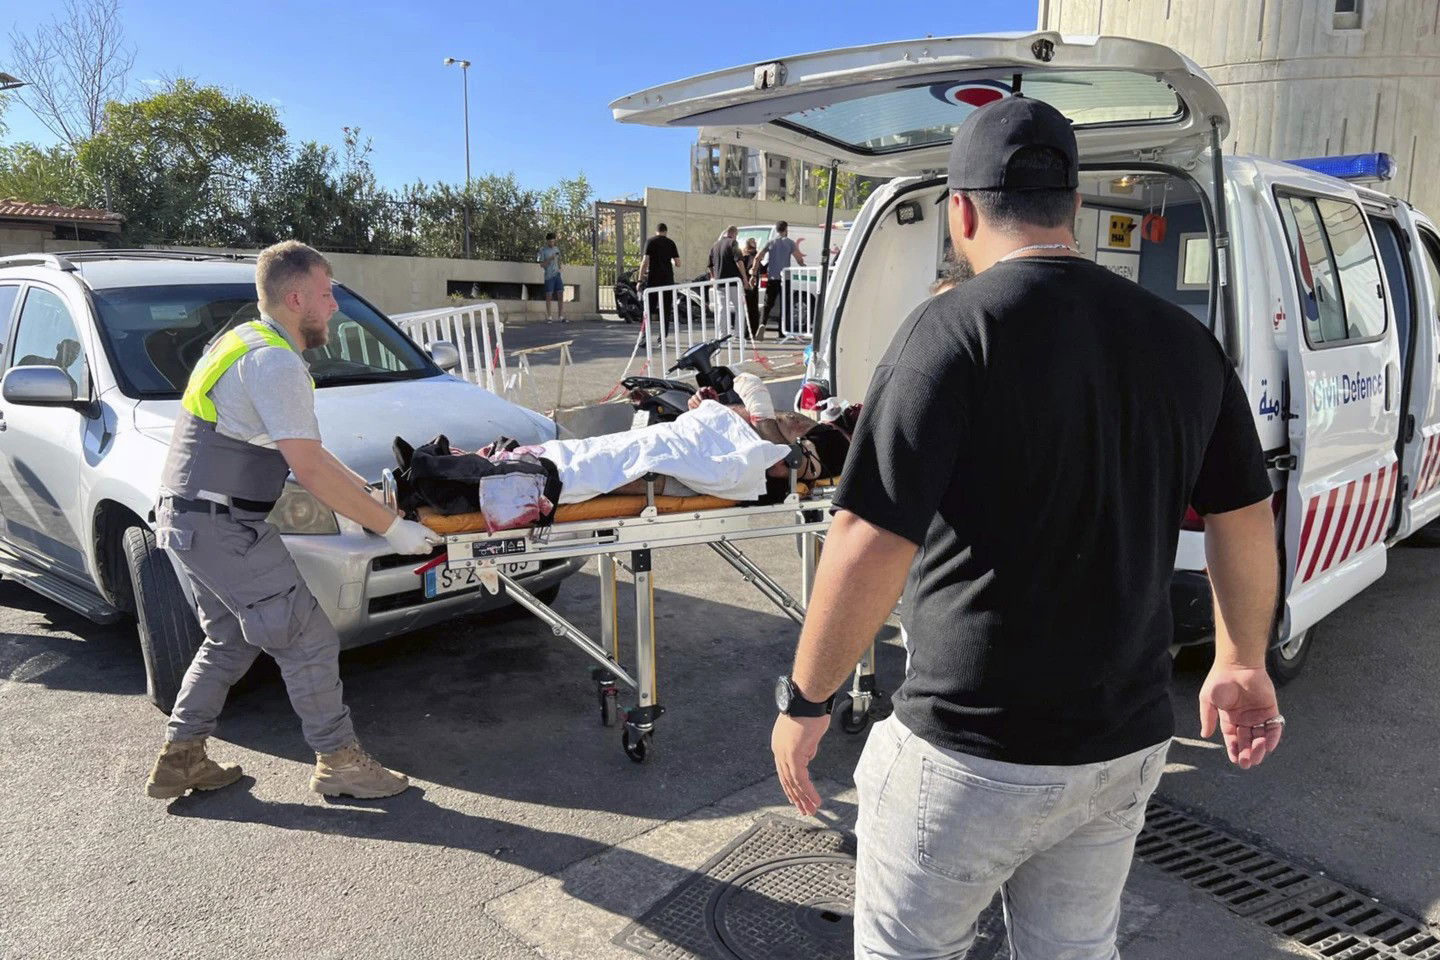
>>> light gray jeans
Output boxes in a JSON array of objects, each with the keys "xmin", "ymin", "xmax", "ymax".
[
  {"xmin": 158, "ymin": 499, "xmax": 355, "ymax": 753},
  {"xmin": 853, "ymin": 715, "xmax": 1169, "ymax": 960}
]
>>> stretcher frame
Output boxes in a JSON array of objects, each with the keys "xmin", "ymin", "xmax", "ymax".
[{"xmin": 385, "ymin": 464, "xmax": 882, "ymax": 762}]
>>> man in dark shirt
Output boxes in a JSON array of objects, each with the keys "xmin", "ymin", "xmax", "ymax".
[
  {"xmin": 769, "ymin": 98, "xmax": 1284, "ymax": 956},
  {"xmin": 709, "ymin": 225, "xmax": 746, "ymax": 282},
  {"xmin": 639, "ymin": 223, "xmax": 681, "ymax": 329}
]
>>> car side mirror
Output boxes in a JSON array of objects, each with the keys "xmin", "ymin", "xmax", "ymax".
[
  {"xmin": 2, "ymin": 365, "xmax": 81, "ymax": 407},
  {"xmin": 429, "ymin": 340, "xmax": 461, "ymax": 373}
]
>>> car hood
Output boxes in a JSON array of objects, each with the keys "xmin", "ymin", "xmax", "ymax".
[{"xmin": 132, "ymin": 375, "xmax": 557, "ymax": 484}]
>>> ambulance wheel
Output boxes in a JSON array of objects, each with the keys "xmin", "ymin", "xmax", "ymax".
[
  {"xmin": 124, "ymin": 525, "xmax": 204, "ymax": 713},
  {"xmin": 1266, "ymin": 627, "xmax": 1313, "ymax": 685}
]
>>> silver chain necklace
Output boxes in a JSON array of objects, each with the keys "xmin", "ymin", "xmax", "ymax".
[{"xmin": 997, "ymin": 242, "xmax": 1081, "ymax": 262}]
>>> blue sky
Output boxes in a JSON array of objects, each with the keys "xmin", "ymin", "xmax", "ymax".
[{"xmin": 3, "ymin": 0, "xmax": 1037, "ymax": 200}]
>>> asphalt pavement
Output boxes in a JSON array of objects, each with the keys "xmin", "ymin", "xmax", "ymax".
[{"xmin": 6, "ymin": 528, "xmax": 1437, "ymax": 957}]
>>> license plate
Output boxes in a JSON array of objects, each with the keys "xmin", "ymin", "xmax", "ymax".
[{"xmin": 423, "ymin": 560, "xmax": 538, "ymax": 598}]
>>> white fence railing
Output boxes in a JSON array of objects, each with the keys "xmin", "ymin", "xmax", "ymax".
[
  {"xmin": 641, "ymin": 277, "xmax": 751, "ymax": 374},
  {"xmin": 393, "ymin": 302, "xmax": 508, "ymax": 397},
  {"xmin": 779, "ymin": 265, "xmax": 825, "ymax": 342}
]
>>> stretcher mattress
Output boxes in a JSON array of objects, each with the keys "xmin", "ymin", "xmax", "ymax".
[
  {"xmin": 419, "ymin": 493, "xmax": 737, "ymax": 535},
  {"xmin": 417, "ymin": 478, "xmax": 840, "ymax": 536}
]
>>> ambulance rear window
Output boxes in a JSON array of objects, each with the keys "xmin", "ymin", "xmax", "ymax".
[{"xmin": 777, "ymin": 70, "xmax": 1183, "ymax": 156}]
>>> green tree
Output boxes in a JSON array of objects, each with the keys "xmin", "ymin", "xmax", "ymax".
[
  {"xmin": 79, "ymin": 76, "xmax": 285, "ymax": 241},
  {"xmin": 0, "ymin": 142, "xmax": 92, "ymax": 207},
  {"xmin": 808, "ymin": 166, "xmax": 881, "ymax": 210}
]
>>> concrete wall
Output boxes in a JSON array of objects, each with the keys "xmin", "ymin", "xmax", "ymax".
[
  {"xmin": 1039, "ymin": 0, "xmax": 1440, "ymax": 219},
  {"xmin": 0, "ymin": 235, "xmax": 597, "ymax": 321},
  {"xmin": 640, "ymin": 187, "xmax": 862, "ymax": 282}
]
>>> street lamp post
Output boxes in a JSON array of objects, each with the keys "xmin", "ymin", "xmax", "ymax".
[
  {"xmin": 0, "ymin": 72, "xmax": 28, "ymax": 92},
  {"xmin": 443, "ymin": 57, "xmax": 473, "ymax": 258}
]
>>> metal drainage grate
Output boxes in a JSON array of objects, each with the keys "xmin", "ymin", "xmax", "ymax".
[{"xmin": 1137, "ymin": 799, "xmax": 1440, "ymax": 960}]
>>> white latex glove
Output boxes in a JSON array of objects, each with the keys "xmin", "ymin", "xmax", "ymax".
[
  {"xmin": 383, "ymin": 516, "xmax": 441, "ymax": 555},
  {"xmin": 733, "ymin": 373, "xmax": 775, "ymax": 421}
]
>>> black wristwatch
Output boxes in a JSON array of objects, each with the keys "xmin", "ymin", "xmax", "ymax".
[{"xmin": 775, "ymin": 676, "xmax": 834, "ymax": 717}]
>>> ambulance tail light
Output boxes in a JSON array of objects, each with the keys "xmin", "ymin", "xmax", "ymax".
[
  {"xmin": 1181, "ymin": 506, "xmax": 1206, "ymax": 532},
  {"xmin": 797, "ymin": 379, "xmax": 830, "ymax": 413}
]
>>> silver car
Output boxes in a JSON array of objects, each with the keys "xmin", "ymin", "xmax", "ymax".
[{"xmin": 0, "ymin": 250, "xmax": 583, "ymax": 708}]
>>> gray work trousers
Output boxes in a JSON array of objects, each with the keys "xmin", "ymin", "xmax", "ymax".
[{"xmin": 158, "ymin": 498, "xmax": 355, "ymax": 753}]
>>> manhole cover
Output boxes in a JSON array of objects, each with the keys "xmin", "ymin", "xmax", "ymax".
[
  {"xmin": 615, "ymin": 814, "xmax": 1010, "ymax": 960},
  {"xmin": 707, "ymin": 854, "xmax": 854, "ymax": 960}
]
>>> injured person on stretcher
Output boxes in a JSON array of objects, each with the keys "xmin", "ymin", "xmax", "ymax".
[
  {"xmin": 513, "ymin": 372, "xmax": 850, "ymax": 503},
  {"xmin": 395, "ymin": 374, "xmax": 853, "ymax": 534}
]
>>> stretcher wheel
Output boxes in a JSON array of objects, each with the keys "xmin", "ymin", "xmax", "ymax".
[
  {"xmin": 598, "ymin": 685, "xmax": 621, "ymax": 727},
  {"xmin": 622, "ymin": 726, "xmax": 652, "ymax": 763},
  {"xmin": 835, "ymin": 695, "xmax": 873, "ymax": 736}
]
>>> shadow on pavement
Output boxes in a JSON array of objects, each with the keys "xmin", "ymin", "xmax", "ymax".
[{"xmin": 167, "ymin": 779, "xmax": 861, "ymax": 955}]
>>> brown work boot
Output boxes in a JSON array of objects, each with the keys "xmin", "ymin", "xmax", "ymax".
[
  {"xmin": 310, "ymin": 742, "xmax": 410, "ymax": 799},
  {"xmin": 145, "ymin": 738, "xmax": 243, "ymax": 799}
]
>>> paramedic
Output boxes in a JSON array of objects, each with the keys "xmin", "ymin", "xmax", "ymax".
[
  {"xmin": 769, "ymin": 97, "xmax": 1283, "ymax": 957},
  {"xmin": 145, "ymin": 240, "xmax": 440, "ymax": 802}
]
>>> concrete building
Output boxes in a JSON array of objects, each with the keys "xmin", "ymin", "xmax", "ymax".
[
  {"xmin": 690, "ymin": 141, "xmax": 884, "ymax": 208},
  {"xmin": 1039, "ymin": 0, "xmax": 1440, "ymax": 217}
]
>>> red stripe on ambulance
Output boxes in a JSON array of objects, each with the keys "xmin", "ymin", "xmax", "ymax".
[{"xmin": 1298, "ymin": 464, "xmax": 1397, "ymax": 583}]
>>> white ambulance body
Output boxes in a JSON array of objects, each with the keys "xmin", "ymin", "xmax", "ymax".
[{"xmin": 613, "ymin": 33, "xmax": 1440, "ymax": 680}]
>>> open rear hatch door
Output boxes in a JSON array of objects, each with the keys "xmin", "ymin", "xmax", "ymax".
[{"xmin": 612, "ymin": 32, "xmax": 1228, "ymax": 175}]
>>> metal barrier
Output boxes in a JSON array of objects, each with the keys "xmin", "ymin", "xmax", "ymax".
[
  {"xmin": 641, "ymin": 277, "xmax": 750, "ymax": 374},
  {"xmin": 779, "ymin": 266, "xmax": 824, "ymax": 342},
  {"xmin": 393, "ymin": 302, "xmax": 509, "ymax": 396}
]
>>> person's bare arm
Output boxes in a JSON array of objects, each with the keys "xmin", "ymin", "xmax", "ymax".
[
  {"xmin": 278, "ymin": 438, "xmax": 398, "ymax": 534},
  {"xmin": 637, "ymin": 255, "xmax": 649, "ymax": 284},
  {"xmin": 323, "ymin": 447, "xmax": 371, "ymax": 489},
  {"xmin": 1199, "ymin": 498, "xmax": 1282, "ymax": 769},
  {"xmin": 774, "ymin": 510, "xmax": 917, "ymax": 814}
]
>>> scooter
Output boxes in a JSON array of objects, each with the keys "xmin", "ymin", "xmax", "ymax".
[{"xmin": 623, "ymin": 335, "xmax": 740, "ymax": 427}]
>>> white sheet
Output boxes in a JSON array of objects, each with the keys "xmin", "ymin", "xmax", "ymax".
[{"xmin": 539, "ymin": 401, "xmax": 790, "ymax": 504}]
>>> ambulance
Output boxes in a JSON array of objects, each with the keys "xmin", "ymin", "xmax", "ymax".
[{"xmin": 613, "ymin": 32, "xmax": 1440, "ymax": 681}]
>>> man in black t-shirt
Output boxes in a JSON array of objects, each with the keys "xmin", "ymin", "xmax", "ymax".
[
  {"xmin": 639, "ymin": 223, "xmax": 681, "ymax": 328},
  {"xmin": 769, "ymin": 98, "xmax": 1284, "ymax": 956}
]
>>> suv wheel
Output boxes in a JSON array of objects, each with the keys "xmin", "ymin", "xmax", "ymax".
[
  {"xmin": 123, "ymin": 525, "xmax": 204, "ymax": 712},
  {"xmin": 1266, "ymin": 626, "xmax": 1313, "ymax": 685}
]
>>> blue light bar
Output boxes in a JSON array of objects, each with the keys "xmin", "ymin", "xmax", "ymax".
[{"xmin": 1286, "ymin": 152, "xmax": 1396, "ymax": 182}]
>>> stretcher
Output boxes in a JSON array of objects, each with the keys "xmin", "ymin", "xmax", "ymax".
[{"xmin": 382, "ymin": 454, "xmax": 883, "ymax": 763}]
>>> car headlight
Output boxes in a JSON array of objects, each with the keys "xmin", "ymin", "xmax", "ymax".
[{"xmin": 267, "ymin": 483, "xmax": 340, "ymax": 535}]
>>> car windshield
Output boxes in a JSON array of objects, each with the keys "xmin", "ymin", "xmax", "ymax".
[{"xmin": 90, "ymin": 283, "xmax": 437, "ymax": 398}]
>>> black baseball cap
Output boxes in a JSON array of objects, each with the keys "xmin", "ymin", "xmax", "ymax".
[{"xmin": 947, "ymin": 96, "xmax": 1079, "ymax": 191}]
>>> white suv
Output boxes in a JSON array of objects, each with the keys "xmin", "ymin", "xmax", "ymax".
[{"xmin": 0, "ymin": 250, "xmax": 582, "ymax": 709}]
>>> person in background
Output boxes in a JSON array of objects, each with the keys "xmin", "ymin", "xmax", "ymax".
[
  {"xmin": 740, "ymin": 237, "xmax": 761, "ymax": 339},
  {"xmin": 638, "ymin": 223, "xmax": 680, "ymax": 331},
  {"xmin": 537, "ymin": 233, "xmax": 565, "ymax": 322},
  {"xmin": 754, "ymin": 220, "xmax": 805, "ymax": 339},
  {"xmin": 709, "ymin": 225, "xmax": 747, "ymax": 282}
]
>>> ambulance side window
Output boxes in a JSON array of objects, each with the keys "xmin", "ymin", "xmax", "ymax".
[
  {"xmin": 1317, "ymin": 198, "xmax": 1386, "ymax": 340},
  {"xmin": 1419, "ymin": 230, "xmax": 1440, "ymax": 331},
  {"xmin": 1276, "ymin": 193, "xmax": 1386, "ymax": 348}
]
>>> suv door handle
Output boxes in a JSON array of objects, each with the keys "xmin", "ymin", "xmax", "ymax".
[{"xmin": 0, "ymin": 411, "xmax": 7, "ymax": 432}]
